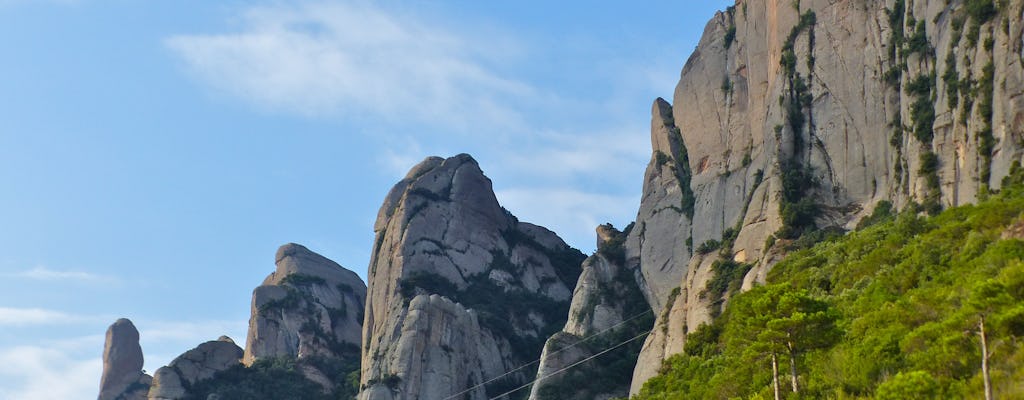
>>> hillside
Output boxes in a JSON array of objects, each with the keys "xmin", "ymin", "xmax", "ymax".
[{"xmin": 632, "ymin": 168, "xmax": 1024, "ymax": 399}]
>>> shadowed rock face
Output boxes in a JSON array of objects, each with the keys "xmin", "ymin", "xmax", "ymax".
[
  {"xmin": 359, "ymin": 154, "xmax": 585, "ymax": 400},
  {"xmin": 148, "ymin": 337, "xmax": 242, "ymax": 400},
  {"xmin": 528, "ymin": 225, "xmax": 651, "ymax": 400},
  {"xmin": 243, "ymin": 243, "xmax": 366, "ymax": 391},
  {"xmin": 628, "ymin": 0, "xmax": 1024, "ymax": 393},
  {"xmin": 241, "ymin": 242, "xmax": 366, "ymax": 392},
  {"xmin": 98, "ymin": 318, "xmax": 151, "ymax": 400}
]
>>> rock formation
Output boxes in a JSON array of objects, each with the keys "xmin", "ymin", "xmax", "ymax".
[
  {"xmin": 244, "ymin": 242, "xmax": 366, "ymax": 391},
  {"xmin": 359, "ymin": 154, "xmax": 586, "ymax": 400},
  {"xmin": 148, "ymin": 336, "xmax": 243, "ymax": 400},
  {"xmin": 98, "ymin": 318, "xmax": 151, "ymax": 400},
  {"xmin": 627, "ymin": 0, "xmax": 1024, "ymax": 393},
  {"xmin": 527, "ymin": 224, "xmax": 651, "ymax": 400}
]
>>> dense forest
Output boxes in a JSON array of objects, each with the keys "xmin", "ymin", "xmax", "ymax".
[{"xmin": 632, "ymin": 166, "xmax": 1024, "ymax": 399}]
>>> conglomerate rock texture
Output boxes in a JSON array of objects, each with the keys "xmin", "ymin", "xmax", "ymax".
[
  {"xmin": 628, "ymin": 0, "xmax": 1024, "ymax": 393},
  {"xmin": 98, "ymin": 318, "xmax": 151, "ymax": 400},
  {"xmin": 243, "ymin": 243, "xmax": 366, "ymax": 392},
  {"xmin": 148, "ymin": 337, "xmax": 243, "ymax": 400},
  {"xmin": 359, "ymin": 154, "xmax": 585, "ymax": 400},
  {"xmin": 528, "ymin": 225, "xmax": 651, "ymax": 400}
]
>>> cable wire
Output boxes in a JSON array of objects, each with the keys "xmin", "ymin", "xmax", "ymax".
[
  {"xmin": 487, "ymin": 329, "xmax": 653, "ymax": 400},
  {"xmin": 441, "ymin": 308, "xmax": 653, "ymax": 400}
]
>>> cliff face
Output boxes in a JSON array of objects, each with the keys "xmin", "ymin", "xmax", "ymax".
[
  {"xmin": 148, "ymin": 336, "xmax": 243, "ymax": 400},
  {"xmin": 628, "ymin": 0, "xmax": 1024, "ymax": 392},
  {"xmin": 244, "ymin": 243, "xmax": 366, "ymax": 392},
  {"xmin": 527, "ymin": 225, "xmax": 651, "ymax": 400},
  {"xmin": 359, "ymin": 154, "xmax": 585, "ymax": 400},
  {"xmin": 98, "ymin": 319, "xmax": 151, "ymax": 400}
]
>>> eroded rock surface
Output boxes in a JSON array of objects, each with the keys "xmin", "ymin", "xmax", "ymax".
[
  {"xmin": 244, "ymin": 243, "xmax": 366, "ymax": 392},
  {"xmin": 98, "ymin": 318, "xmax": 151, "ymax": 400},
  {"xmin": 629, "ymin": 0, "xmax": 1024, "ymax": 393},
  {"xmin": 359, "ymin": 154, "xmax": 585, "ymax": 400},
  {"xmin": 147, "ymin": 337, "xmax": 242, "ymax": 400},
  {"xmin": 528, "ymin": 225, "xmax": 651, "ymax": 400}
]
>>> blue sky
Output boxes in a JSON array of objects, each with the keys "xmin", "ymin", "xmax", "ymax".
[{"xmin": 0, "ymin": 1, "xmax": 730, "ymax": 398}]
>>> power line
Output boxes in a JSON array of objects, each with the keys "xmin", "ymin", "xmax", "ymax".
[
  {"xmin": 487, "ymin": 329, "xmax": 652, "ymax": 400},
  {"xmin": 442, "ymin": 308, "xmax": 653, "ymax": 400}
]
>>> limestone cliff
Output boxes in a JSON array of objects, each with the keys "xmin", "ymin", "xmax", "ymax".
[
  {"xmin": 359, "ymin": 154, "xmax": 586, "ymax": 400},
  {"xmin": 628, "ymin": 0, "xmax": 1024, "ymax": 392},
  {"xmin": 98, "ymin": 318, "xmax": 151, "ymax": 400},
  {"xmin": 244, "ymin": 243, "xmax": 366, "ymax": 392},
  {"xmin": 527, "ymin": 225, "xmax": 651, "ymax": 400}
]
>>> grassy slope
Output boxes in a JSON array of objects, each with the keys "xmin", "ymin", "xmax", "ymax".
[{"xmin": 632, "ymin": 182, "xmax": 1024, "ymax": 399}]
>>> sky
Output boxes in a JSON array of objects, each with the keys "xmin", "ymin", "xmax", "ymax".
[{"xmin": 0, "ymin": 1, "xmax": 730, "ymax": 398}]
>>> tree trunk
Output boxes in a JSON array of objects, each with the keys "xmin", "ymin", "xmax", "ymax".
[
  {"xmin": 772, "ymin": 352, "xmax": 780, "ymax": 400},
  {"xmin": 788, "ymin": 341, "xmax": 799, "ymax": 393},
  {"xmin": 981, "ymin": 316, "xmax": 993, "ymax": 400}
]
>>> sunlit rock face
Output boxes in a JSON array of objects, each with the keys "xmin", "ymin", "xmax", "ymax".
[
  {"xmin": 628, "ymin": 0, "xmax": 1024, "ymax": 393},
  {"xmin": 98, "ymin": 318, "xmax": 151, "ymax": 400},
  {"xmin": 359, "ymin": 154, "xmax": 585, "ymax": 400}
]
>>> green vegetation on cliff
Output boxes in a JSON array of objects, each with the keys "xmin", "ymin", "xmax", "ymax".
[{"xmin": 632, "ymin": 170, "xmax": 1024, "ymax": 399}]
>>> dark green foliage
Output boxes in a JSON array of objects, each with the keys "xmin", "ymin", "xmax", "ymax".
[
  {"xmin": 907, "ymin": 73, "xmax": 936, "ymax": 143},
  {"xmin": 720, "ymin": 77, "xmax": 733, "ymax": 94},
  {"xmin": 777, "ymin": 161, "xmax": 819, "ymax": 239},
  {"xmin": 918, "ymin": 151, "xmax": 939, "ymax": 176},
  {"xmin": 596, "ymin": 222, "xmax": 631, "ymax": 265},
  {"xmin": 905, "ymin": 73, "xmax": 933, "ymax": 96},
  {"xmin": 875, "ymin": 370, "xmax": 941, "ymax": 399},
  {"xmin": 258, "ymin": 288, "xmax": 304, "ymax": 316},
  {"xmin": 978, "ymin": 62, "xmax": 997, "ymax": 187},
  {"xmin": 398, "ymin": 271, "xmax": 458, "ymax": 300},
  {"xmin": 696, "ymin": 239, "xmax": 721, "ymax": 255},
  {"xmin": 966, "ymin": 0, "xmax": 998, "ymax": 25},
  {"xmin": 653, "ymin": 150, "xmax": 669, "ymax": 166},
  {"xmin": 535, "ymin": 266, "xmax": 653, "ymax": 400},
  {"xmin": 683, "ymin": 322, "xmax": 722, "ymax": 358},
  {"xmin": 905, "ymin": 21, "xmax": 930, "ymax": 56},
  {"xmin": 883, "ymin": 65, "xmax": 903, "ymax": 87},
  {"xmin": 703, "ymin": 259, "xmax": 753, "ymax": 318},
  {"xmin": 366, "ymin": 374, "xmax": 401, "ymax": 390},
  {"xmin": 724, "ymin": 26, "xmax": 737, "ymax": 49},
  {"xmin": 919, "ymin": 151, "xmax": 942, "ymax": 215},
  {"xmin": 719, "ymin": 227, "xmax": 740, "ymax": 256},
  {"xmin": 184, "ymin": 357, "xmax": 358, "ymax": 400},
  {"xmin": 943, "ymin": 53, "xmax": 960, "ymax": 109},
  {"xmin": 775, "ymin": 10, "xmax": 821, "ymax": 241},
  {"xmin": 856, "ymin": 200, "xmax": 895, "ymax": 230},
  {"xmin": 634, "ymin": 184, "xmax": 1024, "ymax": 399},
  {"xmin": 280, "ymin": 273, "xmax": 327, "ymax": 287},
  {"xmin": 886, "ymin": 0, "xmax": 907, "ymax": 59},
  {"xmin": 672, "ymin": 132, "xmax": 697, "ymax": 220}
]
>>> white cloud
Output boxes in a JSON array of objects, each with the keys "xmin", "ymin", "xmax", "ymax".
[
  {"xmin": 0, "ymin": 307, "xmax": 90, "ymax": 326},
  {"xmin": 11, "ymin": 266, "xmax": 115, "ymax": 283},
  {"xmin": 0, "ymin": 345, "xmax": 101, "ymax": 400},
  {"xmin": 166, "ymin": 2, "xmax": 531, "ymax": 130},
  {"xmin": 498, "ymin": 127, "xmax": 650, "ymax": 183}
]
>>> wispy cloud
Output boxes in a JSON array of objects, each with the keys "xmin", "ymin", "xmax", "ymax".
[
  {"xmin": 11, "ymin": 266, "xmax": 116, "ymax": 283},
  {"xmin": 166, "ymin": 2, "xmax": 531, "ymax": 130},
  {"xmin": 0, "ymin": 346, "xmax": 100, "ymax": 400},
  {"xmin": 0, "ymin": 307, "xmax": 92, "ymax": 327}
]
